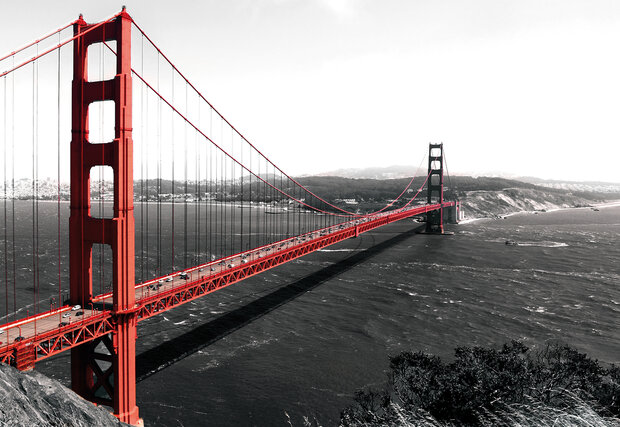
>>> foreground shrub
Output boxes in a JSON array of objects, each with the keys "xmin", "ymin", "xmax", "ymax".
[{"xmin": 340, "ymin": 341, "xmax": 619, "ymax": 426}]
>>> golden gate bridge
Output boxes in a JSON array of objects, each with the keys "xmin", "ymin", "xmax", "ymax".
[{"xmin": 0, "ymin": 8, "xmax": 458, "ymax": 425}]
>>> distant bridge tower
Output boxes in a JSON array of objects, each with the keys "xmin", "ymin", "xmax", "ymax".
[
  {"xmin": 69, "ymin": 9, "xmax": 140, "ymax": 426},
  {"xmin": 426, "ymin": 143, "xmax": 444, "ymax": 233}
]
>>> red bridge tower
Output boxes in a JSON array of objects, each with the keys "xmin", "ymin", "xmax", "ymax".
[
  {"xmin": 426, "ymin": 143, "xmax": 445, "ymax": 233},
  {"xmin": 69, "ymin": 9, "xmax": 140, "ymax": 425}
]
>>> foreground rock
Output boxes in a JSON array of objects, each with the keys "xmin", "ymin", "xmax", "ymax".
[{"xmin": 0, "ymin": 364, "xmax": 125, "ymax": 426}]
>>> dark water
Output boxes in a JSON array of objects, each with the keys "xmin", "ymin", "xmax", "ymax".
[
  {"xmin": 0, "ymin": 200, "xmax": 342, "ymax": 320},
  {"xmin": 19, "ymin": 204, "xmax": 620, "ymax": 425}
]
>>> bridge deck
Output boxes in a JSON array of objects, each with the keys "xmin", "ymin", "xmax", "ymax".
[{"xmin": 0, "ymin": 202, "xmax": 452, "ymax": 368}]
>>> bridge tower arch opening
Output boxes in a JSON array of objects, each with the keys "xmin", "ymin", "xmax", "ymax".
[{"xmin": 69, "ymin": 8, "xmax": 140, "ymax": 425}]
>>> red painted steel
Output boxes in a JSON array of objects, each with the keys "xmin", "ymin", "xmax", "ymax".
[
  {"xmin": 0, "ymin": 203, "xmax": 453, "ymax": 365},
  {"xmin": 134, "ymin": 205, "xmax": 445, "ymax": 320},
  {"xmin": 0, "ymin": 310, "xmax": 115, "ymax": 364},
  {"xmin": 130, "ymin": 19, "xmax": 363, "ymax": 217},
  {"xmin": 69, "ymin": 8, "xmax": 139, "ymax": 425},
  {"xmin": 426, "ymin": 143, "xmax": 445, "ymax": 233},
  {"xmin": 0, "ymin": 9, "xmax": 460, "ymax": 425},
  {"xmin": 0, "ymin": 12, "xmax": 123, "ymax": 80},
  {"xmin": 0, "ymin": 21, "xmax": 75, "ymax": 63},
  {"xmin": 1, "ymin": 352, "xmax": 14, "ymax": 365}
]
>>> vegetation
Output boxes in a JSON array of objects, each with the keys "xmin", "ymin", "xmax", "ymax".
[
  {"xmin": 132, "ymin": 176, "xmax": 539, "ymax": 203},
  {"xmin": 340, "ymin": 341, "xmax": 620, "ymax": 426},
  {"xmin": 127, "ymin": 177, "xmax": 619, "ymax": 215}
]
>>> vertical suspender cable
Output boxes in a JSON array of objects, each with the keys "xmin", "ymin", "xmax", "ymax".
[
  {"xmin": 267, "ymin": 161, "xmax": 270, "ymax": 244},
  {"xmin": 11, "ymin": 56, "xmax": 16, "ymax": 321},
  {"xmin": 276, "ymin": 167, "xmax": 279, "ymax": 240},
  {"xmin": 184, "ymin": 82, "xmax": 188, "ymax": 268},
  {"xmin": 275, "ymin": 169, "xmax": 278, "ymax": 239},
  {"xmin": 284, "ymin": 174, "xmax": 287, "ymax": 238},
  {"xmin": 37, "ymin": 46, "xmax": 40, "ymax": 320},
  {"xmin": 32, "ymin": 48, "xmax": 38, "ymax": 331},
  {"xmin": 231, "ymin": 129, "xmax": 235, "ymax": 255},
  {"xmin": 208, "ymin": 108, "xmax": 213, "ymax": 264},
  {"xmin": 220, "ymin": 120, "xmax": 224, "ymax": 258},
  {"xmin": 216, "ymin": 120, "xmax": 220, "ymax": 259},
  {"xmin": 31, "ymin": 56, "xmax": 35, "ymax": 323},
  {"xmin": 157, "ymin": 54, "xmax": 161, "ymax": 277},
  {"xmin": 216, "ymin": 118, "xmax": 220, "ymax": 260},
  {"xmin": 264, "ymin": 160, "xmax": 267, "ymax": 245},
  {"xmin": 3, "ymin": 74, "xmax": 7, "ymax": 326},
  {"xmin": 223, "ymin": 127, "xmax": 226, "ymax": 257},
  {"xmin": 270, "ymin": 164, "xmax": 273, "ymax": 243},
  {"xmin": 227, "ymin": 128, "xmax": 231, "ymax": 257},
  {"xmin": 443, "ymin": 151, "xmax": 454, "ymax": 201},
  {"xmin": 196, "ymin": 98, "xmax": 200, "ymax": 265},
  {"xmin": 140, "ymin": 33, "xmax": 145, "ymax": 284},
  {"xmin": 270, "ymin": 166, "xmax": 274, "ymax": 241},
  {"xmin": 234, "ymin": 134, "xmax": 236, "ymax": 254},
  {"xmin": 272, "ymin": 165, "xmax": 275, "ymax": 241},
  {"xmin": 256, "ymin": 152, "xmax": 260, "ymax": 248},
  {"xmin": 297, "ymin": 180, "xmax": 301, "ymax": 237},
  {"xmin": 145, "ymin": 75, "xmax": 150, "ymax": 281},
  {"xmin": 171, "ymin": 73, "xmax": 175, "ymax": 272},
  {"xmin": 248, "ymin": 144, "xmax": 252, "ymax": 252},
  {"xmin": 286, "ymin": 175, "xmax": 290, "ymax": 239},
  {"xmin": 261, "ymin": 158, "xmax": 265, "ymax": 247},
  {"xmin": 264, "ymin": 159, "xmax": 268, "ymax": 246},
  {"xmin": 57, "ymin": 36, "xmax": 62, "ymax": 317},
  {"xmin": 240, "ymin": 134, "xmax": 244, "ymax": 252},
  {"xmin": 268, "ymin": 164, "xmax": 271, "ymax": 243},
  {"xmin": 228, "ymin": 129, "xmax": 232, "ymax": 256}
]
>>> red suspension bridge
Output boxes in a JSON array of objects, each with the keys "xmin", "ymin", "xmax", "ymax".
[{"xmin": 0, "ymin": 9, "xmax": 459, "ymax": 425}]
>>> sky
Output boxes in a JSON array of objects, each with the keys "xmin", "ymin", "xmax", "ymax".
[{"xmin": 1, "ymin": 0, "xmax": 619, "ymax": 183}]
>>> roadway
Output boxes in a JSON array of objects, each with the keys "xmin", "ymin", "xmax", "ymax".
[{"xmin": 0, "ymin": 202, "xmax": 453, "ymax": 366}]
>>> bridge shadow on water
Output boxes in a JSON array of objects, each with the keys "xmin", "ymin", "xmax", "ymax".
[{"xmin": 136, "ymin": 224, "xmax": 423, "ymax": 381}]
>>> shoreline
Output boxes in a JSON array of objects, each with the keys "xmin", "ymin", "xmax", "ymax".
[{"xmin": 459, "ymin": 199, "xmax": 620, "ymax": 225}]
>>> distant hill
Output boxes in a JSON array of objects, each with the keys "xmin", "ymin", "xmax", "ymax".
[
  {"xmin": 296, "ymin": 175, "xmax": 620, "ymax": 219},
  {"xmin": 314, "ymin": 166, "xmax": 620, "ymax": 190},
  {"xmin": 16, "ymin": 175, "xmax": 616, "ymax": 220},
  {"xmin": 516, "ymin": 176, "xmax": 620, "ymax": 193},
  {"xmin": 296, "ymin": 175, "xmax": 566, "ymax": 201},
  {"xmin": 315, "ymin": 165, "xmax": 421, "ymax": 180}
]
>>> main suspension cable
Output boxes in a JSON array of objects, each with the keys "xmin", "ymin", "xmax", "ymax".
[
  {"xmin": 443, "ymin": 150, "xmax": 455, "ymax": 201},
  {"xmin": 0, "ymin": 21, "xmax": 75, "ymax": 64},
  {"xmin": 129, "ymin": 19, "xmax": 373, "ymax": 217},
  {"xmin": 100, "ymin": 36, "xmax": 427, "ymax": 221},
  {"xmin": 0, "ymin": 12, "xmax": 122, "ymax": 79}
]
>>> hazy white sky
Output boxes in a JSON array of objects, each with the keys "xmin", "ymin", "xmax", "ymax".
[{"xmin": 1, "ymin": 0, "xmax": 619, "ymax": 182}]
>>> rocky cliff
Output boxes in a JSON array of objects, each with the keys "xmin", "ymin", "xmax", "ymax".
[
  {"xmin": 0, "ymin": 364, "xmax": 125, "ymax": 427},
  {"xmin": 459, "ymin": 187, "xmax": 597, "ymax": 219}
]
